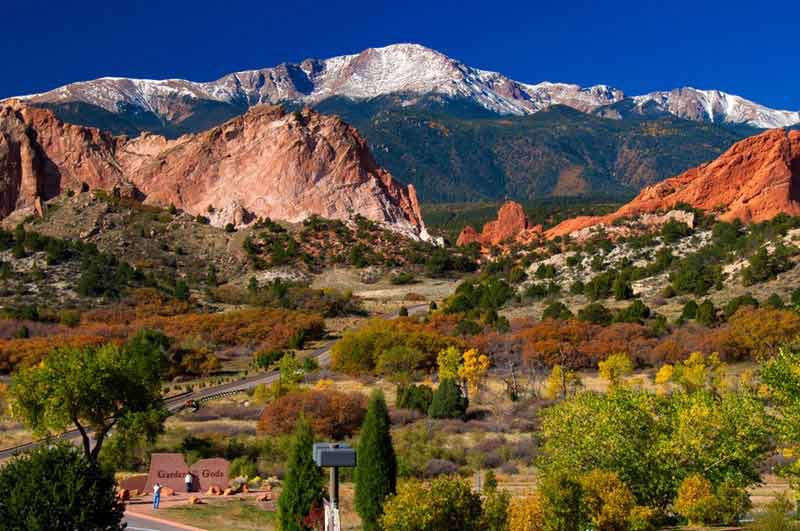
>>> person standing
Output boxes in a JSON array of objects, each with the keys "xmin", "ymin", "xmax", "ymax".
[
  {"xmin": 185, "ymin": 472, "xmax": 193, "ymax": 493},
  {"xmin": 153, "ymin": 482, "xmax": 162, "ymax": 509}
]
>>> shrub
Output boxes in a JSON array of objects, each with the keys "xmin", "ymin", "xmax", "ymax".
[
  {"xmin": 391, "ymin": 272, "xmax": 416, "ymax": 285},
  {"xmin": 508, "ymin": 492, "xmax": 546, "ymax": 531},
  {"xmin": 674, "ymin": 475, "xmax": 718, "ymax": 526},
  {"xmin": 376, "ymin": 345, "xmax": 426, "ymax": 382},
  {"xmin": 742, "ymin": 244, "xmax": 793, "ymax": 285},
  {"xmin": 614, "ymin": 300, "xmax": 651, "ymax": 324},
  {"xmin": 766, "ymin": 293, "xmax": 785, "ymax": 309},
  {"xmin": 681, "ymin": 300, "xmax": 698, "ymax": 320},
  {"xmin": 258, "ymin": 389, "xmax": 367, "ymax": 439},
  {"xmin": 580, "ymin": 469, "xmax": 642, "ymax": 531},
  {"xmin": 331, "ymin": 319, "xmax": 458, "ymax": 374},
  {"xmin": 724, "ymin": 294, "xmax": 759, "ymax": 319},
  {"xmin": 481, "ymin": 487, "xmax": 511, "ymax": 531},
  {"xmin": 696, "ymin": 299, "xmax": 718, "ymax": 326},
  {"xmin": 424, "ymin": 458, "xmax": 459, "ymax": 477},
  {"xmin": 613, "ymin": 277, "xmax": 634, "ymax": 300},
  {"xmin": 230, "ymin": 456, "xmax": 258, "ymax": 479},
  {"xmin": 660, "ymin": 219, "xmax": 693, "ymax": 243},
  {"xmin": 578, "ymin": 303, "xmax": 613, "ymax": 325},
  {"xmin": 428, "ymin": 378, "xmax": 468, "ymax": 419},
  {"xmin": 542, "ymin": 302, "xmax": 573, "ymax": 321},
  {"xmin": 396, "ymin": 384, "xmax": 434, "ymax": 414},
  {"xmin": 380, "ymin": 476, "xmax": 483, "ymax": 531}
]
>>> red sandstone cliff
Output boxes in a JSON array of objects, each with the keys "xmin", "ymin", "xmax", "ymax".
[
  {"xmin": 0, "ymin": 100, "xmax": 428, "ymax": 239},
  {"xmin": 457, "ymin": 201, "xmax": 542, "ymax": 247},
  {"xmin": 547, "ymin": 129, "xmax": 800, "ymax": 238}
]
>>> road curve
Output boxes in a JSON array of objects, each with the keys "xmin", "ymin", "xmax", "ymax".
[{"xmin": 0, "ymin": 303, "xmax": 429, "ymax": 460}]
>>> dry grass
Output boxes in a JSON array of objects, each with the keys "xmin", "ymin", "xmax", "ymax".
[{"xmin": 312, "ymin": 268, "xmax": 457, "ymax": 314}]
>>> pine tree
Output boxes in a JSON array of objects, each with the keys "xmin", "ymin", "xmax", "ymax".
[
  {"xmin": 278, "ymin": 416, "xmax": 323, "ymax": 531},
  {"xmin": 428, "ymin": 378, "xmax": 468, "ymax": 419},
  {"xmin": 355, "ymin": 390, "xmax": 397, "ymax": 531}
]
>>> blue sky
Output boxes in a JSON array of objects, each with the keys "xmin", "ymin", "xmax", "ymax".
[{"xmin": 3, "ymin": 0, "xmax": 798, "ymax": 109}]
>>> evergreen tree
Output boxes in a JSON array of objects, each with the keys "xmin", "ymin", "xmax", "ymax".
[
  {"xmin": 278, "ymin": 417, "xmax": 324, "ymax": 531},
  {"xmin": 355, "ymin": 390, "xmax": 398, "ymax": 531},
  {"xmin": 0, "ymin": 443, "xmax": 124, "ymax": 530},
  {"xmin": 428, "ymin": 378, "xmax": 468, "ymax": 419}
]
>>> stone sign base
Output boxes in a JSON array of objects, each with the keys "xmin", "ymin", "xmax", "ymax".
[{"xmin": 145, "ymin": 453, "xmax": 230, "ymax": 493}]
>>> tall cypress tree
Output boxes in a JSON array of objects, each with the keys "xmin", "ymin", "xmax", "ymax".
[
  {"xmin": 354, "ymin": 390, "xmax": 397, "ymax": 531},
  {"xmin": 278, "ymin": 416, "xmax": 324, "ymax": 531}
]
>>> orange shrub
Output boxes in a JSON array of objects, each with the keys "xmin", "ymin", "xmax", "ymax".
[
  {"xmin": 139, "ymin": 308, "xmax": 325, "ymax": 351},
  {"xmin": 516, "ymin": 320, "xmax": 597, "ymax": 368},
  {"xmin": 257, "ymin": 389, "xmax": 367, "ymax": 439},
  {"xmin": 0, "ymin": 335, "xmax": 109, "ymax": 372},
  {"xmin": 726, "ymin": 307, "xmax": 800, "ymax": 357}
]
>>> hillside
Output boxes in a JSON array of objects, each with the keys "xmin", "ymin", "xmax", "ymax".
[{"xmin": 316, "ymin": 98, "xmax": 745, "ymax": 202}]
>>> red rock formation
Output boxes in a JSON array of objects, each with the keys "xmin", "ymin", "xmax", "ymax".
[
  {"xmin": 457, "ymin": 201, "xmax": 542, "ymax": 247},
  {"xmin": 547, "ymin": 129, "xmax": 800, "ymax": 238},
  {"xmin": 0, "ymin": 100, "xmax": 428, "ymax": 239}
]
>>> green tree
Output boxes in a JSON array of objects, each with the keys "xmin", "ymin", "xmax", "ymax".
[
  {"xmin": 355, "ymin": 390, "xmax": 397, "ymax": 531},
  {"xmin": 9, "ymin": 330, "xmax": 168, "ymax": 463},
  {"xmin": 481, "ymin": 487, "xmax": 511, "ymax": 531},
  {"xmin": 612, "ymin": 277, "xmax": 634, "ymax": 300},
  {"xmin": 380, "ymin": 476, "xmax": 483, "ymax": 531},
  {"xmin": 542, "ymin": 301, "xmax": 574, "ymax": 321},
  {"xmin": 428, "ymin": 378, "xmax": 468, "ymax": 419},
  {"xmin": 0, "ymin": 443, "xmax": 124, "ymax": 530},
  {"xmin": 174, "ymin": 279, "xmax": 190, "ymax": 301},
  {"xmin": 578, "ymin": 303, "xmax": 613, "ymax": 325},
  {"xmin": 277, "ymin": 417, "xmax": 324, "ymax": 531},
  {"xmin": 696, "ymin": 299, "xmax": 718, "ymax": 326},
  {"xmin": 681, "ymin": 300, "xmax": 698, "ymax": 321},
  {"xmin": 761, "ymin": 346, "xmax": 800, "ymax": 495}
]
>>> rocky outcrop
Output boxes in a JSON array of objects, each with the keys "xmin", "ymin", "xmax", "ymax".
[
  {"xmin": 0, "ymin": 100, "xmax": 428, "ymax": 239},
  {"xmin": 547, "ymin": 129, "xmax": 800, "ymax": 239},
  {"xmin": 457, "ymin": 201, "xmax": 542, "ymax": 247}
]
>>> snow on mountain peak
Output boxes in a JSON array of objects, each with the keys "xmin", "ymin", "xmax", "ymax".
[{"xmin": 10, "ymin": 43, "xmax": 799, "ymax": 129}]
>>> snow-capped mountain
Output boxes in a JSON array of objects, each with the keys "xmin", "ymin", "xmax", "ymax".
[
  {"xmin": 13, "ymin": 43, "xmax": 799, "ymax": 130},
  {"xmin": 632, "ymin": 87, "xmax": 800, "ymax": 129}
]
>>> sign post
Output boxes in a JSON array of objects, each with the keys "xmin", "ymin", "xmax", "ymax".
[{"xmin": 313, "ymin": 443, "xmax": 356, "ymax": 531}]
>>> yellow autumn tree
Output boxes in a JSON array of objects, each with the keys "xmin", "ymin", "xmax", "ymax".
[
  {"xmin": 671, "ymin": 352, "xmax": 728, "ymax": 393},
  {"xmin": 458, "ymin": 348, "xmax": 490, "ymax": 398},
  {"xmin": 437, "ymin": 346, "xmax": 463, "ymax": 381},
  {"xmin": 544, "ymin": 365, "xmax": 582, "ymax": 399},
  {"xmin": 598, "ymin": 352, "xmax": 633, "ymax": 388},
  {"xmin": 654, "ymin": 364, "xmax": 674, "ymax": 395},
  {"xmin": 507, "ymin": 492, "xmax": 546, "ymax": 531}
]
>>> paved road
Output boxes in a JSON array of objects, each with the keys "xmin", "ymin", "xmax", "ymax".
[
  {"xmin": 124, "ymin": 513, "xmax": 196, "ymax": 531},
  {"xmin": 0, "ymin": 303, "xmax": 428, "ymax": 460}
]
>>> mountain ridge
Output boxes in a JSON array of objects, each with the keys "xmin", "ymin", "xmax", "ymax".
[{"xmin": 12, "ymin": 43, "xmax": 798, "ymax": 132}]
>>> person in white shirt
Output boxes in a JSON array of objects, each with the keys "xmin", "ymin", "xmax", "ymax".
[
  {"xmin": 153, "ymin": 482, "xmax": 162, "ymax": 509},
  {"xmin": 185, "ymin": 473, "xmax": 193, "ymax": 493}
]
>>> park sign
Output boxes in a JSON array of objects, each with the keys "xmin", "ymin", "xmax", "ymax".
[{"xmin": 145, "ymin": 453, "xmax": 229, "ymax": 492}]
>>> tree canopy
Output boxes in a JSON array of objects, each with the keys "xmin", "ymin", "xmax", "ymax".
[{"xmin": 9, "ymin": 329, "xmax": 169, "ymax": 462}]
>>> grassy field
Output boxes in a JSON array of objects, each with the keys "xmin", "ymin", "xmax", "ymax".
[{"xmin": 163, "ymin": 499, "xmax": 275, "ymax": 531}]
